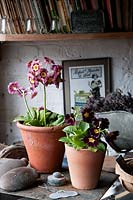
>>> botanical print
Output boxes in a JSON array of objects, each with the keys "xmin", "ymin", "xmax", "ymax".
[{"xmin": 69, "ymin": 65, "xmax": 105, "ymax": 110}]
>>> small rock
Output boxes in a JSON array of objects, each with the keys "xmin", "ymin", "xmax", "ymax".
[
  {"xmin": 49, "ymin": 190, "xmax": 78, "ymax": 199},
  {"xmin": 47, "ymin": 172, "xmax": 67, "ymax": 186},
  {"xmin": 0, "ymin": 158, "xmax": 28, "ymax": 177},
  {"xmin": 0, "ymin": 166, "xmax": 39, "ymax": 191}
]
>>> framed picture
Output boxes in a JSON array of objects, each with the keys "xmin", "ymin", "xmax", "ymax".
[{"xmin": 63, "ymin": 58, "xmax": 111, "ymax": 114}]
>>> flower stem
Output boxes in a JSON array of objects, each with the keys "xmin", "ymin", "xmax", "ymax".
[
  {"xmin": 23, "ymin": 94, "xmax": 33, "ymax": 118},
  {"xmin": 44, "ymin": 85, "xmax": 46, "ymax": 126}
]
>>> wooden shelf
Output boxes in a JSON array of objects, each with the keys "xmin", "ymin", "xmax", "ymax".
[{"xmin": 0, "ymin": 32, "xmax": 133, "ymax": 42}]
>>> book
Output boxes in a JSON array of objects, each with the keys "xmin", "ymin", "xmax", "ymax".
[
  {"xmin": 104, "ymin": 0, "xmax": 113, "ymax": 31},
  {"xmin": 36, "ymin": 0, "xmax": 48, "ymax": 33},
  {"xmin": 110, "ymin": 0, "xmax": 119, "ymax": 31},
  {"xmin": 47, "ymin": 0, "xmax": 58, "ymax": 19},
  {"xmin": 61, "ymin": 0, "xmax": 71, "ymax": 32},
  {"xmin": 90, "ymin": 0, "xmax": 99, "ymax": 10},
  {"xmin": 42, "ymin": 0, "xmax": 52, "ymax": 31},
  {"xmin": 12, "ymin": 0, "xmax": 25, "ymax": 33},
  {"xmin": 56, "ymin": 0, "xmax": 69, "ymax": 32},
  {"xmin": 29, "ymin": 0, "xmax": 44, "ymax": 33},
  {"xmin": 80, "ymin": 0, "xmax": 87, "ymax": 11},
  {"xmin": 10, "ymin": 0, "xmax": 22, "ymax": 33},
  {"xmin": 64, "ymin": 0, "xmax": 72, "ymax": 28},
  {"xmin": 121, "ymin": 0, "xmax": 129, "ymax": 31},
  {"xmin": 128, "ymin": 0, "xmax": 133, "ymax": 31},
  {"xmin": 74, "ymin": 0, "xmax": 82, "ymax": 11},
  {"xmin": 115, "ymin": 0, "xmax": 122, "ymax": 31},
  {"xmin": 14, "ymin": 0, "xmax": 25, "ymax": 33}
]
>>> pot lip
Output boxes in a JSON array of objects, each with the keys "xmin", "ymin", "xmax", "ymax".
[
  {"xmin": 65, "ymin": 143, "xmax": 107, "ymax": 153},
  {"xmin": 17, "ymin": 121, "xmax": 66, "ymax": 131},
  {"xmin": 116, "ymin": 158, "xmax": 133, "ymax": 181}
]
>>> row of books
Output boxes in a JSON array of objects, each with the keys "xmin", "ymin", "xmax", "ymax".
[{"xmin": 0, "ymin": 0, "xmax": 133, "ymax": 34}]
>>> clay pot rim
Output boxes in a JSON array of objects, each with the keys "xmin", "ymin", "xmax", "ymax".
[
  {"xmin": 65, "ymin": 143, "xmax": 107, "ymax": 153},
  {"xmin": 17, "ymin": 121, "xmax": 66, "ymax": 132},
  {"xmin": 116, "ymin": 158, "xmax": 133, "ymax": 182}
]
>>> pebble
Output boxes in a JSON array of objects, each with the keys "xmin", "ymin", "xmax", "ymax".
[
  {"xmin": 0, "ymin": 166, "xmax": 39, "ymax": 191},
  {"xmin": 0, "ymin": 158, "xmax": 28, "ymax": 177},
  {"xmin": 47, "ymin": 172, "xmax": 67, "ymax": 186}
]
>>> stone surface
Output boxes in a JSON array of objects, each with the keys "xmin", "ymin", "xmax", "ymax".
[
  {"xmin": 0, "ymin": 170, "xmax": 118, "ymax": 200},
  {"xmin": 0, "ymin": 166, "xmax": 39, "ymax": 191},
  {"xmin": 0, "ymin": 158, "xmax": 28, "ymax": 177},
  {"xmin": 49, "ymin": 190, "xmax": 78, "ymax": 199}
]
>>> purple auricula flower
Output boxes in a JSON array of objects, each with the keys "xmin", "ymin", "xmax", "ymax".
[
  {"xmin": 92, "ymin": 117, "xmax": 100, "ymax": 127},
  {"xmin": 51, "ymin": 64, "xmax": 63, "ymax": 72},
  {"xmin": 99, "ymin": 118, "xmax": 109, "ymax": 130},
  {"xmin": 38, "ymin": 106, "xmax": 44, "ymax": 111},
  {"xmin": 65, "ymin": 114, "xmax": 75, "ymax": 125},
  {"xmin": 29, "ymin": 59, "xmax": 42, "ymax": 76},
  {"xmin": 105, "ymin": 131, "xmax": 119, "ymax": 142},
  {"xmin": 31, "ymin": 90, "xmax": 38, "ymax": 99},
  {"xmin": 8, "ymin": 82, "xmax": 20, "ymax": 94},
  {"xmin": 83, "ymin": 135, "xmax": 99, "ymax": 147},
  {"xmin": 44, "ymin": 57, "xmax": 55, "ymax": 65},
  {"xmin": 39, "ymin": 68, "xmax": 48, "ymax": 84},
  {"xmin": 81, "ymin": 107, "xmax": 95, "ymax": 123},
  {"xmin": 28, "ymin": 72, "xmax": 39, "ymax": 88},
  {"xmin": 89, "ymin": 127, "xmax": 101, "ymax": 139},
  {"xmin": 8, "ymin": 82, "xmax": 28, "ymax": 97}
]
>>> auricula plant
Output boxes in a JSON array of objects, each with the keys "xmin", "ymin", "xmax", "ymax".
[
  {"xmin": 8, "ymin": 57, "xmax": 65, "ymax": 127},
  {"xmin": 59, "ymin": 107, "xmax": 119, "ymax": 152}
]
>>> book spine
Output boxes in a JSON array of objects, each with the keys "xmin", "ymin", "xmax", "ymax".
[
  {"xmin": 61, "ymin": 0, "xmax": 71, "ymax": 32},
  {"xmin": 15, "ymin": 0, "xmax": 25, "ymax": 33},
  {"xmin": 80, "ymin": 0, "xmax": 87, "ymax": 11},
  {"xmin": 104, "ymin": 0, "xmax": 113, "ymax": 30},
  {"xmin": 121, "ymin": 0, "xmax": 129, "ymax": 31},
  {"xmin": 43, "ymin": 0, "xmax": 52, "ymax": 29},
  {"xmin": 128, "ymin": 0, "xmax": 133, "ymax": 31},
  {"xmin": 30, "ymin": 0, "xmax": 42, "ymax": 33},
  {"xmin": 90, "ymin": 0, "xmax": 99, "ymax": 10},
  {"xmin": 5, "ymin": 0, "xmax": 17, "ymax": 33},
  {"xmin": 36, "ymin": 0, "xmax": 48, "ymax": 33},
  {"xmin": 56, "ymin": 0, "xmax": 68, "ymax": 32},
  {"xmin": 115, "ymin": 0, "xmax": 122, "ymax": 31}
]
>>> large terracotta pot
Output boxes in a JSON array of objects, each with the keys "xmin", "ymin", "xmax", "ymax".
[
  {"xmin": 17, "ymin": 122, "xmax": 65, "ymax": 173},
  {"xmin": 65, "ymin": 144, "xmax": 106, "ymax": 189}
]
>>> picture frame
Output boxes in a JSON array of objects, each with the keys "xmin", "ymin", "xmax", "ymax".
[{"xmin": 63, "ymin": 58, "xmax": 111, "ymax": 114}]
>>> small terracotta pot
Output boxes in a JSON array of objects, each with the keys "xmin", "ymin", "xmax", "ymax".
[
  {"xmin": 17, "ymin": 122, "xmax": 65, "ymax": 173},
  {"xmin": 115, "ymin": 158, "xmax": 133, "ymax": 192},
  {"xmin": 65, "ymin": 144, "xmax": 106, "ymax": 189}
]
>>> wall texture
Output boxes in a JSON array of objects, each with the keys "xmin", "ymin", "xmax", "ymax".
[{"xmin": 0, "ymin": 39, "xmax": 133, "ymax": 144}]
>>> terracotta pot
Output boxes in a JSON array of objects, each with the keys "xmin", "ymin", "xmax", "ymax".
[
  {"xmin": 65, "ymin": 144, "xmax": 106, "ymax": 189},
  {"xmin": 115, "ymin": 158, "xmax": 133, "ymax": 192},
  {"xmin": 17, "ymin": 122, "xmax": 65, "ymax": 173}
]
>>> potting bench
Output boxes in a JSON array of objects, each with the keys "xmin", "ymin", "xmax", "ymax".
[{"xmin": 0, "ymin": 169, "xmax": 118, "ymax": 200}]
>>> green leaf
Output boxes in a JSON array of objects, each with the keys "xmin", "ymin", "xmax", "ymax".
[
  {"xmin": 51, "ymin": 115, "xmax": 64, "ymax": 126},
  {"xmin": 78, "ymin": 121, "xmax": 90, "ymax": 132},
  {"xmin": 87, "ymin": 146, "xmax": 98, "ymax": 152},
  {"xmin": 97, "ymin": 142, "xmax": 106, "ymax": 152},
  {"xmin": 63, "ymin": 126, "xmax": 77, "ymax": 134},
  {"xmin": 13, "ymin": 116, "xmax": 26, "ymax": 122},
  {"xmin": 59, "ymin": 137, "xmax": 70, "ymax": 143}
]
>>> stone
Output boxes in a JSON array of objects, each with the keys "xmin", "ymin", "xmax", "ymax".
[
  {"xmin": 49, "ymin": 190, "xmax": 78, "ymax": 199},
  {"xmin": 47, "ymin": 172, "xmax": 67, "ymax": 186},
  {"xmin": 0, "ymin": 166, "xmax": 39, "ymax": 191},
  {"xmin": 0, "ymin": 158, "xmax": 28, "ymax": 177}
]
